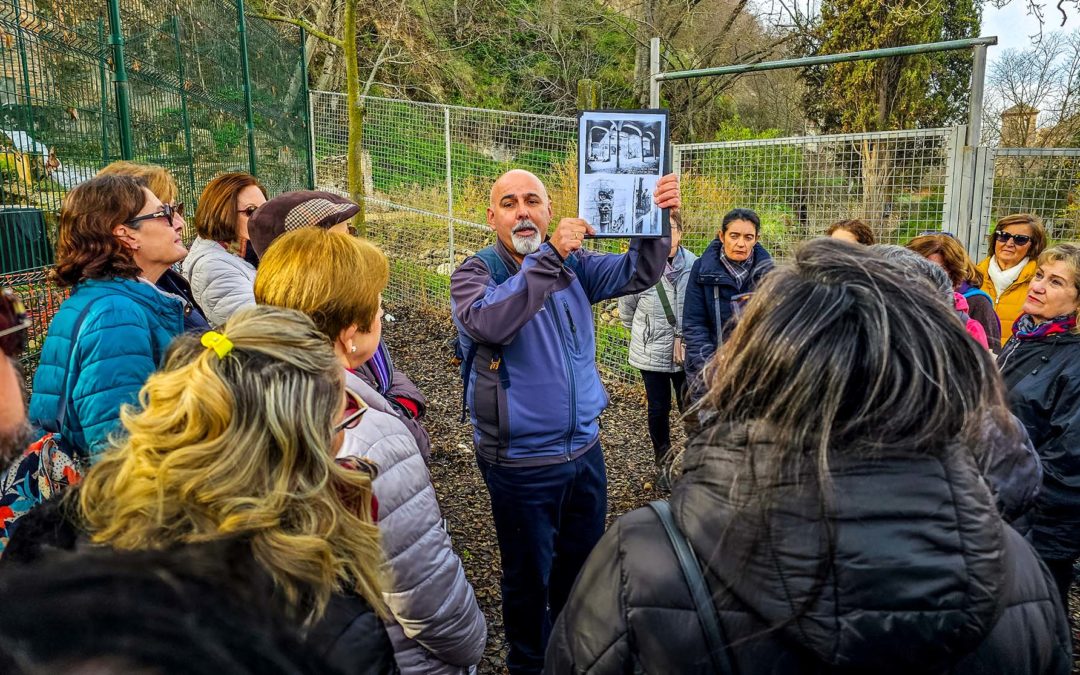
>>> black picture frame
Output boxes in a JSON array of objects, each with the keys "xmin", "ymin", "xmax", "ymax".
[{"xmin": 577, "ymin": 109, "xmax": 671, "ymax": 239}]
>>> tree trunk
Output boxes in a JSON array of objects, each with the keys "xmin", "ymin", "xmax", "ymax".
[
  {"xmin": 344, "ymin": 0, "xmax": 366, "ymax": 234},
  {"xmin": 859, "ymin": 139, "xmax": 894, "ymax": 232}
]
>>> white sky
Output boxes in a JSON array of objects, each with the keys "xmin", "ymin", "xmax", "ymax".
[{"xmin": 982, "ymin": 2, "xmax": 1067, "ymax": 64}]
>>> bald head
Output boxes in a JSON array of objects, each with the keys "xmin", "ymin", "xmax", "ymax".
[
  {"xmin": 487, "ymin": 170, "xmax": 555, "ymax": 261},
  {"xmin": 490, "ymin": 170, "xmax": 549, "ymax": 208}
]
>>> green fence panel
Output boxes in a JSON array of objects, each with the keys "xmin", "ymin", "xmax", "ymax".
[{"xmin": 0, "ymin": 0, "xmax": 313, "ymax": 373}]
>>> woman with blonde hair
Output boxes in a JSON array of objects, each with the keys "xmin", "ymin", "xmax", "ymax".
[
  {"xmin": 7, "ymin": 305, "xmax": 397, "ymax": 674},
  {"xmin": 96, "ymin": 160, "xmax": 209, "ymax": 333},
  {"xmin": 977, "ymin": 213, "xmax": 1048, "ymax": 344},
  {"xmin": 999, "ymin": 243, "xmax": 1080, "ymax": 611},
  {"xmin": 255, "ymin": 228, "xmax": 486, "ymax": 675},
  {"xmin": 182, "ymin": 172, "xmax": 267, "ymax": 326}
]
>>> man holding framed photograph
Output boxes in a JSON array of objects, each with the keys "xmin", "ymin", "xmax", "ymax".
[{"xmin": 450, "ymin": 167, "xmax": 680, "ymax": 675}]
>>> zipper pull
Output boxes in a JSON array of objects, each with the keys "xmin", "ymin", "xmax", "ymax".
[
  {"xmin": 489, "ymin": 355, "xmax": 501, "ymax": 370},
  {"xmin": 563, "ymin": 301, "xmax": 577, "ymax": 334}
]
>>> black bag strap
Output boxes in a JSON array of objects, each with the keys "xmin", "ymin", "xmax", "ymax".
[
  {"xmin": 654, "ymin": 281, "xmax": 677, "ymax": 329},
  {"xmin": 648, "ymin": 500, "xmax": 737, "ymax": 675}
]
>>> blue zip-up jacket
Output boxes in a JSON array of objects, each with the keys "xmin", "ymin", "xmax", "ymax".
[
  {"xmin": 28, "ymin": 277, "xmax": 184, "ymax": 461},
  {"xmin": 683, "ymin": 240, "xmax": 773, "ymax": 391},
  {"xmin": 450, "ymin": 237, "xmax": 667, "ymax": 467}
]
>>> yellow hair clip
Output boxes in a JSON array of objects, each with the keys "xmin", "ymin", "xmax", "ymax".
[{"xmin": 201, "ymin": 330, "xmax": 234, "ymax": 359}]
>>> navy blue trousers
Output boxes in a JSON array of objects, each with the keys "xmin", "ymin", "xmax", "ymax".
[{"xmin": 477, "ymin": 443, "xmax": 607, "ymax": 675}]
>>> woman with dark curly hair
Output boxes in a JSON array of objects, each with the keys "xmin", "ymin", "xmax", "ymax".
[{"xmin": 28, "ymin": 174, "xmax": 186, "ymax": 461}]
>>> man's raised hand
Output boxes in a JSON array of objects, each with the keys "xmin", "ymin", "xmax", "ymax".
[
  {"xmin": 653, "ymin": 173, "xmax": 681, "ymax": 210},
  {"xmin": 550, "ymin": 218, "xmax": 595, "ymax": 260}
]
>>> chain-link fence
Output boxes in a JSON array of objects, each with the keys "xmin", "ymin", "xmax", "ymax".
[
  {"xmin": 978, "ymin": 148, "xmax": 1080, "ymax": 253},
  {"xmin": 675, "ymin": 128, "xmax": 959, "ymax": 256},
  {"xmin": 1, "ymin": 0, "xmax": 313, "ymax": 370},
  {"xmin": 313, "ymin": 92, "xmax": 977, "ymax": 384}
]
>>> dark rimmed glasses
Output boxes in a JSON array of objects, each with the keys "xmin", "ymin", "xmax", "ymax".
[
  {"xmin": 0, "ymin": 287, "xmax": 30, "ymax": 358},
  {"xmin": 995, "ymin": 231, "xmax": 1033, "ymax": 246},
  {"xmin": 127, "ymin": 202, "xmax": 184, "ymax": 228},
  {"xmin": 334, "ymin": 389, "xmax": 368, "ymax": 433}
]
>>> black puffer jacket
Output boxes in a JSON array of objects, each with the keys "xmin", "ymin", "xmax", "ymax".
[
  {"xmin": 999, "ymin": 331, "xmax": 1080, "ymax": 560},
  {"xmin": 545, "ymin": 424, "xmax": 1071, "ymax": 674},
  {"xmin": 3, "ymin": 497, "xmax": 399, "ymax": 675}
]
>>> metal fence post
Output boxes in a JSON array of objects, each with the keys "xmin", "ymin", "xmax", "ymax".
[
  {"xmin": 649, "ymin": 37, "xmax": 660, "ymax": 108},
  {"xmin": 12, "ymin": 0, "xmax": 37, "ymax": 142},
  {"xmin": 235, "ymin": 0, "xmax": 258, "ymax": 176},
  {"xmin": 941, "ymin": 125, "xmax": 966, "ymax": 233},
  {"xmin": 172, "ymin": 16, "xmax": 197, "ymax": 200},
  {"xmin": 967, "ymin": 44, "xmax": 989, "ymax": 148},
  {"xmin": 97, "ymin": 18, "xmax": 110, "ymax": 165},
  {"xmin": 444, "ymin": 106, "xmax": 455, "ymax": 268},
  {"xmin": 105, "ymin": 0, "xmax": 133, "ymax": 160},
  {"xmin": 299, "ymin": 26, "xmax": 316, "ymax": 189}
]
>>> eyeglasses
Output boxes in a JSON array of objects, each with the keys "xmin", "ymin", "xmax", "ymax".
[
  {"xmin": 995, "ymin": 231, "xmax": 1032, "ymax": 246},
  {"xmin": 127, "ymin": 202, "xmax": 184, "ymax": 228},
  {"xmin": 334, "ymin": 389, "xmax": 368, "ymax": 433},
  {"xmin": 0, "ymin": 287, "xmax": 30, "ymax": 358},
  {"xmin": 238, "ymin": 205, "xmax": 259, "ymax": 218}
]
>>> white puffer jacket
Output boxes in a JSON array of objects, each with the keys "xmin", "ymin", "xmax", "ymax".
[
  {"xmin": 338, "ymin": 370, "xmax": 487, "ymax": 675},
  {"xmin": 618, "ymin": 246, "xmax": 697, "ymax": 373},
  {"xmin": 181, "ymin": 236, "xmax": 256, "ymax": 327}
]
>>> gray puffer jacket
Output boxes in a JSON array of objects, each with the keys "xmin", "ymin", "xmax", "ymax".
[
  {"xmin": 618, "ymin": 246, "xmax": 697, "ymax": 373},
  {"xmin": 181, "ymin": 236, "xmax": 257, "ymax": 327},
  {"xmin": 338, "ymin": 370, "xmax": 486, "ymax": 675}
]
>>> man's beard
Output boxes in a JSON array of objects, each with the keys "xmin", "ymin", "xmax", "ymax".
[
  {"xmin": 0, "ymin": 420, "xmax": 34, "ymax": 469},
  {"xmin": 512, "ymin": 220, "xmax": 542, "ymax": 256}
]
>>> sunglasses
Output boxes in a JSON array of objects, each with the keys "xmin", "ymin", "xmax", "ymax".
[
  {"xmin": 127, "ymin": 202, "xmax": 184, "ymax": 228},
  {"xmin": 238, "ymin": 205, "xmax": 259, "ymax": 218},
  {"xmin": 995, "ymin": 231, "xmax": 1032, "ymax": 246},
  {"xmin": 0, "ymin": 287, "xmax": 30, "ymax": 358},
  {"xmin": 334, "ymin": 389, "xmax": 368, "ymax": 433}
]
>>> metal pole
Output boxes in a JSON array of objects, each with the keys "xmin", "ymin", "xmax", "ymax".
[
  {"xmin": 106, "ymin": 0, "xmax": 133, "ymax": 159},
  {"xmin": 299, "ymin": 26, "xmax": 316, "ymax": 189},
  {"xmin": 654, "ymin": 36, "xmax": 998, "ymax": 82},
  {"xmin": 649, "ymin": 37, "xmax": 660, "ymax": 108},
  {"xmin": 173, "ymin": 16, "xmax": 197, "ymax": 200},
  {"xmin": 444, "ymin": 106, "xmax": 455, "ymax": 267},
  {"xmin": 236, "ymin": 0, "xmax": 257, "ymax": 176},
  {"xmin": 13, "ymin": 0, "xmax": 37, "ymax": 145},
  {"xmin": 967, "ymin": 44, "xmax": 989, "ymax": 147},
  {"xmin": 98, "ymin": 18, "xmax": 110, "ymax": 164}
]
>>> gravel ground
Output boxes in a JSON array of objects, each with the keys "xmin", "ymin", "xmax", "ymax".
[
  {"xmin": 383, "ymin": 300, "xmax": 1080, "ymax": 674},
  {"xmin": 383, "ymin": 301, "xmax": 681, "ymax": 674}
]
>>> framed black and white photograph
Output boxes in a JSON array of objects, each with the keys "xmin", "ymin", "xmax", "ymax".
[{"xmin": 578, "ymin": 109, "xmax": 669, "ymax": 238}]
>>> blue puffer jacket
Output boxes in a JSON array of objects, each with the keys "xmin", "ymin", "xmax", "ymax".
[
  {"xmin": 28, "ymin": 277, "xmax": 184, "ymax": 461},
  {"xmin": 682, "ymin": 240, "xmax": 773, "ymax": 390},
  {"xmin": 450, "ymin": 237, "xmax": 667, "ymax": 467}
]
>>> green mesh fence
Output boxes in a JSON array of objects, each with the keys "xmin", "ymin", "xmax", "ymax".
[{"xmin": 0, "ymin": 0, "xmax": 313, "ymax": 371}]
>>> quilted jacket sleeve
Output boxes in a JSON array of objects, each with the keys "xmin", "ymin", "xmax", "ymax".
[
  {"xmin": 352, "ymin": 415, "xmax": 486, "ymax": 669},
  {"xmin": 70, "ymin": 299, "xmax": 158, "ymax": 460}
]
